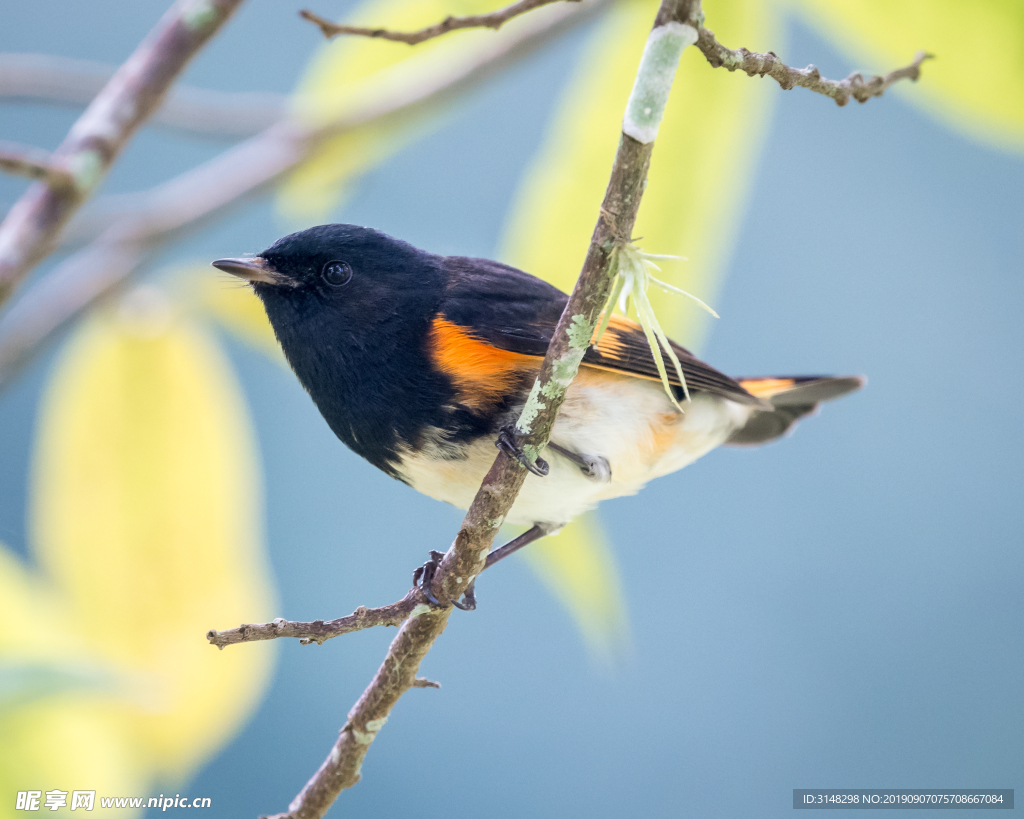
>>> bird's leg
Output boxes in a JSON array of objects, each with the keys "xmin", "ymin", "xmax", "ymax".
[
  {"xmin": 496, "ymin": 424, "xmax": 549, "ymax": 477},
  {"xmin": 547, "ymin": 442, "xmax": 611, "ymax": 482},
  {"xmin": 412, "ymin": 549, "xmax": 447, "ymax": 607},
  {"xmin": 450, "ymin": 523, "xmax": 563, "ymax": 611},
  {"xmin": 485, "ymin": 522, "xmax": 562, "ymax": 569}
]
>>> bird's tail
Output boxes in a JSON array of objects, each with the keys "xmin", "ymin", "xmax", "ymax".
[{"xmin": 726, "ymin": 376, "xmax": 865, "ymax": 446}]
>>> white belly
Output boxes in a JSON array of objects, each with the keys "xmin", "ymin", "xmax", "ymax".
[{"xmin": 396, "ymin": 370, "xmax": 754, "ymax": 526}]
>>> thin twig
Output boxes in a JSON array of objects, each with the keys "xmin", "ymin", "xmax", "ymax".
[
  {"xmin": 0, "ymin": 0, "xmax": 247, "ymax": 307},
  {"xmin": 0, "ymin": 141, "xmax": 74, "ymax": 189},
  {"xmin": 695, "ymin": 27, "xmax": 931, "ymax": 106},
  {"xmin": 0, "ymin": 0, "xmax": 603, "ymax": 390},
  {"xmin": 0, "ymin": 53, "xmax": 286, "ymax": 139},
  {"xmin": 207, "ymin": 590, "xmax": 426, "ymax": 648},
  {"xmin": 208, "ymin": 528, "xmax": 538, "ymax": 648},
  {"xmin": 300, "ymin": 0, "xmax": 574, "ymax": 45},
  {"xmin": 261, "ymin": 2, "xmax": 702, "ymax": 817}
]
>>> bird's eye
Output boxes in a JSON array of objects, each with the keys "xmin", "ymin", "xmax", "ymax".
[{"xmin": 321, "ymin": 260, "xmax": 352, "ymax": 287}]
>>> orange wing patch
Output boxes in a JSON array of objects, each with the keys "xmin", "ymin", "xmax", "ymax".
[
  {"xmin": 738, "ymin": 377, "xmax": 797, "ymax": 398},
  {"xmin": 428, "ymin": 317, "xmax": 537, "ymax": 411},
  {"xmin": 591, "ymin": 314, "xmax": 632, "ymax": 358},
  {"xmin": 585, "ymin": 314, "xmax": 680, "ymax": 387},
  {"xmin": 598, "ymin": 311, "xmax": 634, "ymax": 350}
]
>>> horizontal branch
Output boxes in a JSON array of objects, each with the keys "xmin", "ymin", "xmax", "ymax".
[
  {"xmin": 0, "ymin": 0, "xmax": 246, "ymax": 308},
  {"xmin": 208, "ymin": 528, "xmax": 539, "ymax": 648},
  {"xmin": 0, "ymin": 53, "xmax": 286, "ymax": 139},
  {"xmin": 207, "ymin": 589, "xmax": 426, "ymax": 648},
  {"xmin": 300, "ymin": 0, "xmax": 572, "ymax": 45},
  {"xmin": 0, "ymin": 0, "xmax": 603, "ymax": 391},
  {"xmin": 0, "ymin": 141, "xmax": 74, "ymax": 188},
  {"xmin": 696, "ymin": 27, "xmax": 931, "ymax": 106}
]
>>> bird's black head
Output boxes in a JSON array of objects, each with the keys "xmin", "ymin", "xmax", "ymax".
[
  {"xmin": 214, "ymin": 223, "xmax": 443, "ymax": 323},
  {"xmin": 212, "ymin": 224, "xmax": 451, "ymax": 473}
]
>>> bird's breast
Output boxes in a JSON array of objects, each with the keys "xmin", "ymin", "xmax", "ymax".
[{"xmin": 395, "ymin": 368, "xmax": 753, "ymax": 527}]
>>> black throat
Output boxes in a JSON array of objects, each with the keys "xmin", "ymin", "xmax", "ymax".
[{"xmin": 255, "ymin": 276, "xmax": 453, "ymax": 478}]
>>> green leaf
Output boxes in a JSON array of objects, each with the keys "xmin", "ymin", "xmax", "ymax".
[{"xmin": 793, "ymin": 0, "xmax": 1024, "ymax": 152}]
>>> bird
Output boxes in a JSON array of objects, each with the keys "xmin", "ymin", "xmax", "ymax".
[{"xmin": 213, "ymin": 223, "xmax": 863, "ymax": 608}]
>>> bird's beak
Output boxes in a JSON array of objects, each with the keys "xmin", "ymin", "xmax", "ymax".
[{"xmin": 211, "ymin": 256, "xmax": 282, "ymax": 285}]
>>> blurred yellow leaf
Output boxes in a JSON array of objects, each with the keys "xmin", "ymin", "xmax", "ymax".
[
  {"xmin": 793, "ymin": 0, "xmax": 1024, "ymax": 152},
  {"xmin": 292, "ymin": 0, "xmax": 508, "ymax": 127},
  {"xmin": 500, "ymin": 0, "xmax": 779, "ymax": 350},
  {"xmin": 0, "ymin": 544, "xmax": 76, "ymax": 663},
  {"xmin": 280, "ymin": 0, "xmax": 575, "ymax": 221},
  {"xmin": 522, "ymin": 514, "xmax": 629, "ymax": 659},
  {"xmin": 1, "ymin": 287, "xmax": 276, "ymax": 812},
  {"xmin": 1, "ymin": 699, "xmax": 148, "ymax": 818}
]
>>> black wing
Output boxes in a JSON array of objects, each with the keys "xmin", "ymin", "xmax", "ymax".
[{"xmin": 439, "ymin": 255, "xmax": 765, "ymax": 407}]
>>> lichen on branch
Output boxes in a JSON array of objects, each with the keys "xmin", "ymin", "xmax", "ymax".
[{"xmin": 0, "ymin": 0, "xmax": 246, "ymax": 308}]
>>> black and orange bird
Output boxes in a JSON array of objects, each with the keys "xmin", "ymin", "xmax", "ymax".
[{"xmin": 213, "ymin": 224, "xmax": 862, "ymax": 606}]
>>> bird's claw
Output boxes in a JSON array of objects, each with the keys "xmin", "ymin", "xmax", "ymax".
[
  {"xmin": 413, "ymin": 551, "xmax": 478, "ymax": 610},
  {"xmin": 450, "ymin": 580, "xmax": 477, "ymax": 611},
  {"xmin": 496, "ymin": 425, "xmax": 549, "ymax": 477},
  {"xmin": 413, "ymin": 550, "xmax": 446, "ymax": 607}
]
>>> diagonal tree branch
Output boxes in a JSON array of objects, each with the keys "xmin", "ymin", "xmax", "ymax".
[
  {"xmin": 695, "ymin": 27, "xmax": 931, "ymax": 106},
  {"xmin": 300, "ymin": 0, "xmax": 575, "ymax": 45},
  {"xmin": 0, "ymin": 0, "xmax": 603, "ymax": 392},
  {"xmin": 0, "ymin": 0, "xmax": 247, "ymax": 307},
  {"xmin": 258, "ymin": 2, "xmax": 703, "ymax": 817},
  {"xmin": 0, "ymin": 141, "xmax": 75, "ymax": 189}
]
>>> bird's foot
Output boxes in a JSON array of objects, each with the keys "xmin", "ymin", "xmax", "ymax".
[
  {"xmin": 413, "ymin": 550, "xmax": 477, "ymax": 610},
  {"xmin": 450, "ymin": 580, "xmax": 477, "ymax": 611},
  {"xmin": 496, "ymin": 424, "xmax": 549, "ymax": 477},
  {"xmin": 547, "ymin": 442, "xmax": 611, "ymax": 482},
  {"xmin": 412, "ymin": 550, "xmax": 446, "ymax": 607}
]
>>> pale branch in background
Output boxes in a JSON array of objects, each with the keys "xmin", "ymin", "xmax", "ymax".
[
  {"xmin": 695, "ymin": 28, "xmax": 931, "ymax": 106},
  {"xmin": 0, "ymin": 53, "xmax": 287, "ymax": 139},
  {"xmin": 257, "ymin": 2, "xmax": 702, "ymax": 818},
  {"xmin": 0, "ymin": 0, "xmax": 604, "ymax": 391},
  {"xmin": 0, "ymin": 141, "xmax": 74, "ymax": 189},
  {"xmin": 0, "ymin": 0, "xmax": 247, "ymax": 307},
  {"xmin": 300, "ymin": 0, "xmax": 575, "ymax": 45}
]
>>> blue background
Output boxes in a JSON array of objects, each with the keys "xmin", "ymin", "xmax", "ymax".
[{"xmin": 2, "ymin": 0, "xmax": 1021, "ymax": 816}]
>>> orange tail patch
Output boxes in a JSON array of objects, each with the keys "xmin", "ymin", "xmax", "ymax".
[{"xmin": 738, "ymin": 377, "xmax": 798, "ymax": 399}]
